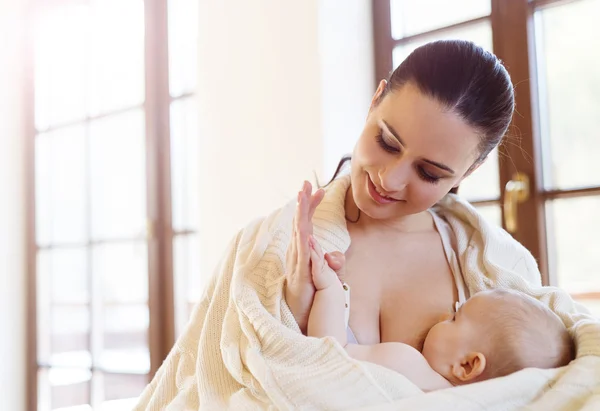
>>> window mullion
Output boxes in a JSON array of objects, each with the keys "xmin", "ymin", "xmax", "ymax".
[
  {"xmin": 491, "ymin": 0, "xmax": 549, "ymax": 283},
  {"xmin": 144, "ymin": 0, "xmax": 175, "ymax": 378},
  {"xmin": 372, "ymin": 0, "xmax": 394, "ymax": 85}
]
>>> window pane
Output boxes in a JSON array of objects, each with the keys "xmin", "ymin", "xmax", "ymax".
[
  {"xmin": 100, "ymin": 305, "xmax": 150, "ymax": 374},
  {"xmin": 38, "ymin": 248, "xmax": 89, "ymax": 305},
  {"xmin": 92, "ymin": 242, "xmax": 150, "ymax": 373},
  {"xmin": 38, "ymin": 368, "xmax": 92, "ymax": 411},
  {"xmin": 98, "ymin": 398, "xmax": 140, "ymax": 411},
  {"xmin": 473, "ymin": 203, "xmax": 501, "ymax": 227},
  {"xmin": 38, "ymin": 248, "xmax": 91, "ymax": 368},
  {"xmin": 88, "ymin": 0, "xmax": 145, "ymax": 115},
  {"xmin": 392, "ymin": 19, "xmax": 492, "ymax": 69},
  {"xmin": 168, "ymin": 0, "xmax": 199, "ymax": 97},
  {"xmin": 36, "ymin": 126, "xmax": 87, "ymax": 246},
  {"xmin": 459, "ymin": 147, "xmax": 500, "ymax": 201},
  {"xmin": 37, "ymin": 251, "xmax": 52, "ymax": 365},
  {"xmin": 102, "ymin": 373, "xmax": 147, "ymax": 406},
  {"xmin": 51, "ymin": 306, "xmax": 92, "ymax": 368},
  {"xmin": 535, "ymin": 0, "xmax": 600, "ymax": 190},
  {"xmin": 390, "ymin": 0, "xmax": 491, "ymax": 39},
  {"xmin": 39, "ymin": 251, "xmax": 91, "ymax": 368},
  {"xmin": 173, "ymin": 234, "xmax": 201, "ymax": 335},
  {"xmin": 546, "ymin": 196, "xmax": 600, "ymax": 294},
  {"xmin": 34, "ymin": 4, "xmax": 88, "ymax": 130},
  {"xmin": 170, "ymin": 97, "xmax": 199, "ymax": 232},
  {"xmin": 93, "ymin": 242, "xmax": 148, "ymax": 304},
  {"xmin": 89, "ymin": 110, "xmax": 146, "ymax": 240}
]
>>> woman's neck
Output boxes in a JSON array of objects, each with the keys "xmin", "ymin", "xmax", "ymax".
[{"xmin": 344, "ymin": 184, "xmax": 434, "ymax": 234}]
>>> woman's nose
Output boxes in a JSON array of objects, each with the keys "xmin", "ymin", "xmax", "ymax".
[{"xmin": 379, "ymin": 159, "xmax": 410, "ymax": 193}]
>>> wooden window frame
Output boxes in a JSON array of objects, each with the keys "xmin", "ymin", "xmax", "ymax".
[
  {"xmin": 372, "ymin": 0, "xmax": 575, "ymax": 286},
  {"xmin": 373, "ymin": 0, "xmax": 600, "ymax": 289}
]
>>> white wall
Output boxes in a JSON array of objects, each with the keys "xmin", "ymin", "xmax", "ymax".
[
  {"xmin": 0, "ymin": 1, "xmax": 27, "ymax": 410},
  {"xmin": 195, "ymin": 1, "xmax": 374, "ymax": 281},
  {"xmin": 319, "ymin": 0, "xmax": 375, "ymax": 178}
]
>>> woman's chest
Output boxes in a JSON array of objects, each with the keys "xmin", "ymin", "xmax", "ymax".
[{"xmin": 343, "ymin": 231, "xmax": 458, "ymax": 349}]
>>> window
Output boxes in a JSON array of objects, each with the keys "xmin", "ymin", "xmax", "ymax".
[
  {"xmin": 533, "ymin": 0, "xmax": 600, "ymax": 315},
  {"xmin": 27, "ymin": 0, "xmax": 199, "ymax": 409},
  {"xmin": 373, "ymin": 0, "xmax": 600, "ymax": 316}
]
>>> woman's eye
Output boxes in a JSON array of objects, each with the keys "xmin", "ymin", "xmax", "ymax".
[
  {"xmin": 417, "ymin": 167, "xmax": 442, "ymax": 184},
  {"xmin": 375, "ymin": 133, "xmax": 443, "ymax": 184},
  {"xmin": 375, "ymin": 134, "xmax": 399, "ymax": 153}
]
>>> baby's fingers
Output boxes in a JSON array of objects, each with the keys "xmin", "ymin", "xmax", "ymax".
[
  {"xmin": 309, "ymin": 245, "xmax": 327, "ymax": 290},
  {"xmin": 309, "ymin": 235, "xmax": 324, "ymax": 262}
]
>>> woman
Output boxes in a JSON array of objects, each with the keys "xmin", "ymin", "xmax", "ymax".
[
  {"xmin": 286, "ymin": 39, "xmax": 514, "ymax": 350},
  {"xmin": 136, "ymin": 40, "xmax": 599, "ymax": 410}
]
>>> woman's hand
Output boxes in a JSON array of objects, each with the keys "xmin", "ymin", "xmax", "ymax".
[{"xmin": 284, "ymin": 181, "xmax": 325, "ymax": 333}]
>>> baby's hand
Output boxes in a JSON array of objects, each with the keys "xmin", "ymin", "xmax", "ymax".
[{"xmin": 309, "ymin": 235, "xmax": 344, "ymax": 291}]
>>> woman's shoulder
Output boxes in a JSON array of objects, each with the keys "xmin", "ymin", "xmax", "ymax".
[
  {"xmin": 432, "ymin": 194, "xmax": 542, "ymax": 287},
  {"xmin": 432, "ymin": 194, "xmax": 514, "ymax": 245}
]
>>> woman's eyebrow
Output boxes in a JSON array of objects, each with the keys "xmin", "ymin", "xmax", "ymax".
[
  {"xmin": 380, "ymin": 119, "xmax": 456, "ymax": 175},
  {"xmin": 423, "ymin": 159, "xmax": 455, "ymax": 175}
]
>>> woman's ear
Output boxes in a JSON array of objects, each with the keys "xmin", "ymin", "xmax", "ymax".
[
  {"xmin": 369, "ymin": 80, "xmax": 388, "ymax": 112},
  {"xmin": 451, "ymin": 352, "xmax": 486, "ymax": 383}
]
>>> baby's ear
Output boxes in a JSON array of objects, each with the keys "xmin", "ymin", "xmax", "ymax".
[{"xmin": 451, "ymin": 352, "xmax": 486, "ymax": 383}]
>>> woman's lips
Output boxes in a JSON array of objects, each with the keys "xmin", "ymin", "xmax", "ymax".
[{"xmin": 367, "ymin": 176, "xmax": 400, "ymax": 204}]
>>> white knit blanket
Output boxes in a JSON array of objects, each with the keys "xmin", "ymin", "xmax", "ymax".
[{"xmin": 134, "ymin": 176, "xmax": 600, "ymax": 410}]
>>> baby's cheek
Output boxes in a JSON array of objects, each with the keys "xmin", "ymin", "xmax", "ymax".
[
  {"xmin": 422, "ymin": 326, "xmax": 443, "ymax": 359},
  {"xmin": 437, "ymin": 309, "xmax": 454, "ymax": 323},
  {"xmin": 422, "ymin": 338, "xmax": 445, "ymax": 374}
]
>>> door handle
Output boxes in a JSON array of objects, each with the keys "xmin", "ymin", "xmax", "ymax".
[{"xmin": 503, "ymin": 172, "xmax": 530, "ymax": 233}]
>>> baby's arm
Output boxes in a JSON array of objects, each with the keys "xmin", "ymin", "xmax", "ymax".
[
  {"xmin": 307, "ymin": 236, "xmax": 348, "ymax": 345},
  {"xmin": 306, "ymin": 237, "xmax": 451, "ymax": 392},
  {"xmin": 345, "ymin": 343, "xmax": 452, "ymax": 392}
]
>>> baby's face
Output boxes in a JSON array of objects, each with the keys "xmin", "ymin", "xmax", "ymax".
[{"xmin": 422, "ymin": 292, "xmax": 497, "ymax": 381}]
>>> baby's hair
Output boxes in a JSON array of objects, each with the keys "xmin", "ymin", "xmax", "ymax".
[{"xmin": 479, "ymin": 289, "xmax": 575, "ymax": 379}]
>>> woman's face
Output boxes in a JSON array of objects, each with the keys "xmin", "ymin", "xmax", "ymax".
[{"xmin": 351, "ymin": 81, "xmax": 482, "ymax": 221}]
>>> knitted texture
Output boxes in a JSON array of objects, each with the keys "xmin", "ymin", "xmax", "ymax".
[{"xmin": 134, "ymin": 175, "xmax": 600, "ymax": 410}]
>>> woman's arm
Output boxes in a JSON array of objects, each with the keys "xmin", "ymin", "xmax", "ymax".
[{"xmin": 283, "ymin": 181, "xmax": 325, "ymax": 333}]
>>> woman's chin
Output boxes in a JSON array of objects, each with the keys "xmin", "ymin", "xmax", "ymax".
[{"xmin": 356, "ymin": 193, "xmax": 404, "ymax": 220}]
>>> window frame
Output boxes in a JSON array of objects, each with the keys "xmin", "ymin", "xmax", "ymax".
[{"xmin": 372, "ymin": 0, "xmax": 600, "ymax": 290}]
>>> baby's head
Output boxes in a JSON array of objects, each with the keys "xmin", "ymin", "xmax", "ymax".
[{"xmin": 422, "ymin": 289, "xmax": 574, "ymax": 385}]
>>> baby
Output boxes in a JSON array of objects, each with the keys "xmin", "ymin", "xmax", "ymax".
[{"xmin": 305, "ymin": 235, "xmax": 575, "ymax": 392}]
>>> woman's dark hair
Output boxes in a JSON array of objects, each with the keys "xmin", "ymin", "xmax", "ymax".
[{"xmin": 326, "ymin": 40, "xmax": 514, "ymax": 194}]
